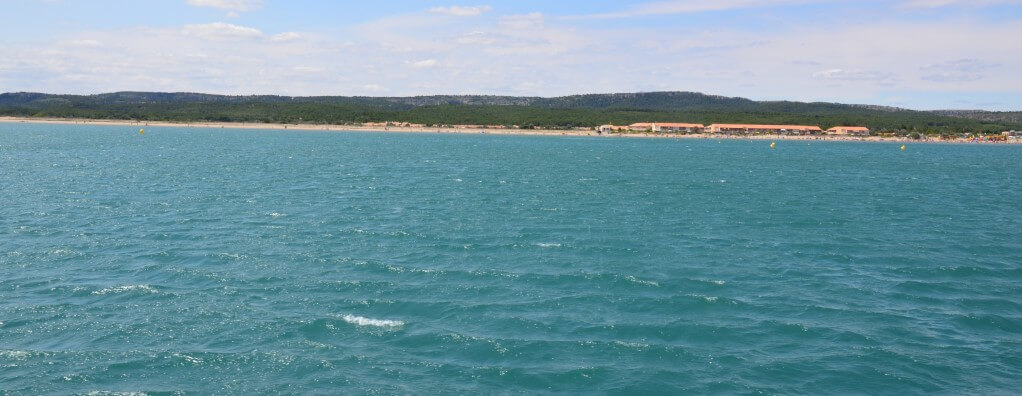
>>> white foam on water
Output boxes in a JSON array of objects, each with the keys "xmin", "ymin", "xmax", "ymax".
[
  {"xmin": 269, "ymin": 212, "xmax": 285, "ymax": 218},
  {"xmin": 173, "ymin": 353, "xmax": 204, "ymax": 365},
  {"xmin": 92, "ymin": 285, "xmax": 157, "ymax": 295},
  {"xmin": 711, "ymin": 280, "xmax": 726, "ymax": 285},
  {"xmin": 535, "ymin": 243, "xmax": 562, "ymax": 248},
  {"xmin": 0, "ymin": 350, "xmax": 31, "ymax": 359},
  {"xmin": 614, "ymin": 341, "xmax": 650, "ymax": 349},
  {"xmin": 341, "ymin": 314, "xmax": 404, "ymax": 328},
  {"xmin": 624, "ymin": 275, "xmax": 660, "ymax": 287}
]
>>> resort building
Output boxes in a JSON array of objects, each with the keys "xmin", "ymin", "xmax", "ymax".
[
  {"xmin": 707, "ymin": 124, "xmax": 823, "ymax": 135},
  {"xmin": 628, "ymin": 123, "xmax": 656, "ymax": 132},
  {"xmin": 598, "ymin": 125, "xmax": 631, "ymax": 133},
  {"xmin": 827, "ymin": 126, "xmax": 871, "ymax": 136},
  {"xmin": 626, "ymin": 122, "xmax": 705, "ymax": 133},
  {"xmin": 655, "ymin": 123, "xmax": 705, "ymax": 133}
]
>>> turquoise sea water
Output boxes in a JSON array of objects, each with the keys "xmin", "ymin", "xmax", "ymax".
[{"xmin": 1, "ymin": 123, "xmax": 1020, "ymax": 394}]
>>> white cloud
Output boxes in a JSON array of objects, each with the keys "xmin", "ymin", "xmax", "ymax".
[
  {"xmin": 900, "ymin": 0, "xmax": 1022, "ymax": 8},
  {"xmin": 920, "ymin": 59, "xmax": 999, "ymax": 82},
  {"xmin": 428, "ymin": 5, "xmax": 493, "ymax": 16},
  {"xmin": 574, "ymin": 0, "xmax": 829, "ymax": 18},
  {"xmin": 408, "ymin": 59, "xmax": 439, "ymax": 68},
  {"xmin": 186, "ymin": 0, "xmax": 263, "ymax": 11},
  {"xmin": 812, "ymin": 68, "xmax": 896, "ymax": 84},
  {"xmin": 63, "ymin": 39, "xmax": 102, "ymax": 47},
  {"xmin": 292, "ymin": 66, "xmax": 325, "ymax": 73},
  {"xmin": 270, "ymin": 32, "xmax": 303, "ymax": 42},
  {"xmin": 499, "ymin": 13, "xmax": 544, "ymax": 30},
  {"xmin": 182, "ymin": 22, "xmax": 263, "ymax": 39}
]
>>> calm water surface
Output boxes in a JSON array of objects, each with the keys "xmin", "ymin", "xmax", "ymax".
[{"xmin": 1, "ymin": 123, "xmax": 1021, "ymax": 393}]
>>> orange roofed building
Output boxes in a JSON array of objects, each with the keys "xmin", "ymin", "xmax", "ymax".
[
  {"xmin": 628, "ymin": 122, "xmax": 705, "ymax": 133},
  {"xmin": 707, "ymin": 124, "xmax": 823, "ymax": 135},
  {"xmin": 827, "ymin": 126, "xmax": 870, "ymax": 136}
]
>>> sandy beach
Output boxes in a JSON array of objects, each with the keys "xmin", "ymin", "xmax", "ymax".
[{"xmin": 1, "ymin": 116, "xmax": 1018, "ymax": 145}]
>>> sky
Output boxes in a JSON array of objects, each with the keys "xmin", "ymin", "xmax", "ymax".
[{"xmin": 1, "ymin": 0, "xmax": 1021, "ymax": 110}]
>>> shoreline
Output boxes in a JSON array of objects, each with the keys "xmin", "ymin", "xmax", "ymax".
[{"xmin": 2, "ymin": 116, "xmax": 1018, "ymax": 145}]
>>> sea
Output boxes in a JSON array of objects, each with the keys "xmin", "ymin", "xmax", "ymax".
[{"xmin": 1, "ymin": 122, "xmax": 1020, "ymax": 394}]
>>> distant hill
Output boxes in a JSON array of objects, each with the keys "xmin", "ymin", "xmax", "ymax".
[
  {"xmin": 1, "ymin": 91, "xmax": 1018, "ymax": 134},
  {"xmin": 931, "ymin": 110, "xmax": 1022, "ymax": 126}
]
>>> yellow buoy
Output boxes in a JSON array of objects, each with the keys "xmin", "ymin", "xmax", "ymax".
[
  {"xmin": 770, "ymin": 142, "xmax": 776, "ymax": 149},
  {"xmin": 900, "ymin": 145, "xmax": 906, "ymax": 151},
  {"xmin": 139, "ymin": 129, "xmax": 145, "ymax": 134}
]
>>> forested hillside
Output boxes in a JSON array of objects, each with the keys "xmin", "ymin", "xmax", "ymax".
[{"xmin": 1, "ymin": 91, "xmax": 1018, "ymax": 134}]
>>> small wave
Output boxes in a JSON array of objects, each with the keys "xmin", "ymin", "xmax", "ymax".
[
  {"xmin": 687, "ymin": 294, "xmax": 718, "ymax": 302},
  {"xmin": 614, "ymin": 341, "xmax": 649, "ymax": 349},
  {"xmin": 215, "ymin": 252, "xmax": 246, "ymax": 260},
  {"xmin": 710, "ymin": 280, "xmax": 726, "ymax": 285},
  {"xmin": 49, "ymin": 248, "xmax": 77, "ymax": 256},
  {"xmin": 535, "ymin": 243, "xmax": 562, "ymax": 248},
  {"xmin": 92, "ymin": 285, "xmax": 157, "ymax": 295},
  {"xmin": 173, "ymin": 353, "xmax": 204, "ymax": 365},
  {"xmin": 268, "ymin": 212, "xmax": 286, "ymax": 218},
  {"xmin": 0, "ymin": 350, "xmax": 31, "ymax": 359},
  {"xmin": 341, "ymin": 314, "xmax": 404, "ymax": 328},
  {"xmin": 624, "ymin": 275, "xmax": 660, "ymax": 287}
]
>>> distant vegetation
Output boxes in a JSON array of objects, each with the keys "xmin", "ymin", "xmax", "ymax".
[{"xmin": 1, "ymin": 91, "xmax": 1019, "ymax": 135}]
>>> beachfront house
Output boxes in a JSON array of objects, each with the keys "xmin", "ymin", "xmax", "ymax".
[
  {"xmin": 629, "ymin": 123, "xmax": 657, "ymax": 132},
  {"xmin": 655, "ymin": 123, "xmax": 705, "ymax": 133},
  {"xmin": 827, "ymin": 126, "xmax": 870, "ymax": 136},
  {"xmin": 626, "ymin": 122, "xmax": 705, "ymax": 133},
  {"xmin": 707, "ymin": 124, "xmax": 823, "ymax": 135},
  {"xmin": 598, "ymin": 125, "xmax": 630, "ymax": 133}
]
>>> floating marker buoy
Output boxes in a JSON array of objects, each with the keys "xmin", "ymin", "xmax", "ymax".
[
  {"xmin": 139, "ymin": 129, "xmax": 145, "ymax": 134},
  {"xmin": 900, "ymin": 145, "xmax": 906, "ymax": 151},
  {"xmin": 770, "ymin": 142, "xmax": 776, "ymax": 149}
]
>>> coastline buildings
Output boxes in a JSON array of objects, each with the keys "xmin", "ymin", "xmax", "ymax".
[
  {"xmin": 598, "ymin": 125, "xmax": 631, "ymax": 133},
  {"xmin": 599, "ymin": 123, "xmax": 706, "ymax": 133},
  {"xmin": 598, "ymin": 122, "xmax": 874, "ymax": 136},
  {"xmin": 827, "ymin": 126, "xmax": 871, "ymax": 136},
  {"xmin": 650, "ymin": 123, "xmax": 705, "ymax": 133},
  {"xmin": 706, "ymin": 124, "xmax": 823, "ymax": 135}
]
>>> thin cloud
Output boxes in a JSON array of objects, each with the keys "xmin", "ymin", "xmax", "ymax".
[
  {"xmin": 270, "ymin": 32, "xmax": 303, "ymax": 42},
  {"xmin": 186, "ymin": 0, "xmax": 263, "ymax": 11},
  {"xmin": 499, "ymin": 13, "xmax": 544, "ymax": 29},
  {"xmin": 407, "ymin": 59, "xmax": 439, "ymax": 68},
  {"xmin": 900, "ymin": 0, "xmax": 1022, "ymax": 8},
  {"xmin": 920, "ymin": 59, "xmax": 999, "ymax": 82},
  {"xmin": 182, "ymin": 22, "xmax": 263, "ymax": 39},
  {"xmin": 429, "ymin": 5, "xmax": 493, "ymax": 16},
  {"xmin": 571, "ymin": 0, "xmax": 830, "ymax": 19}
]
